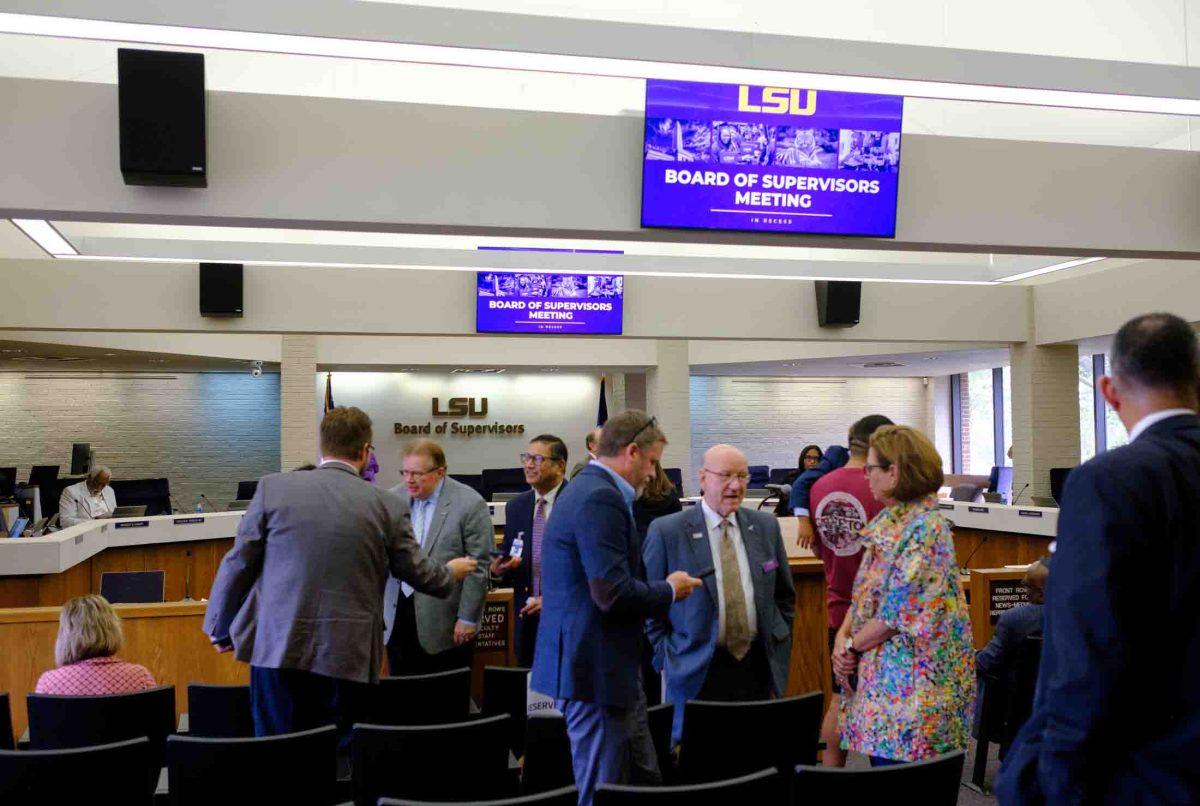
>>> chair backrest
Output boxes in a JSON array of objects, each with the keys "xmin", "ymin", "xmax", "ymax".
[
  {"xmin": 373, "ymin": 668, "xmax": 471, "ymax": 725},
  {"xmin": 747, "ymin": 465, "xmax": 770, "ymax": 488},
  {"xmin": 448, "ymin": 474, "xmax": 483, "ymax": 495},
  {"xmin": 481, "ymin": 665, "xmax": 530, "ymax": 757},
  {"xmin": 352, "ymin": 714, "xmax": 510, "ymax": 805},
  {"xmin": 793, "ymin": 751, "xmax": 965, "ymax": 804},
  {"xmin": 0, "ymin": 737, "xmax": 154, "ymax": 805},
  {"xmin": 236, "ymin": 480, "xmax": 259, "ymax": 501},
  {"xmin": 949, "ymin": 483, "xmax": 981, "ymax": 502},
  {"xmin": 27, "ymin": 685, "xmax": 175, "ymax": 768},
  {"xmin": 767, "ymin": 468, "xmax": 797, "ymax": 486},
  {"xmin": 379, "ymin": 785, "xmax": 578, "ymax": 806},
  {"xmin": 663, "ymin": 468, "xmax": 683, "ymax": 492},
  {"xmin": 28, "ymin": 465, "xmax": 59, "ymax": 487},
  {"xmin": 595, "ymin": 767, "xmax": 782, "ymax": 806},
  {"xmin": 1001, "ymin": 637, "xmax": 1043, "ymax": 750},
  {"xmin": 185, "ymin": 683, "xmax": 254, "ymax": 738},
  {"xmin": 0, "ymin": 467, "xmax": 16, "ymax": 498},
  {"xmin": 645, "ymin": 702, "xmax": 674, "ymax": 784},
  {"xmin": 109, "ymin": 478, "xmax": 172, "ymax": 516},
  {"xmin": 167, "ymin": 725, "xmax": 337, "ymax": 806},
  {"xmin": 678, "ymin": 692, "xmax": 822, "ymax": 784},
  {"xmin": 480, "ymin": 468, "xmax": 528, "ymax": 501},
  {"xmin": 522, "ymin": 711, "xmax": 574, "ymax": 794},
  {"xmin": 0, "ymin": 693, "xmax": 13, "ymax": 751}
]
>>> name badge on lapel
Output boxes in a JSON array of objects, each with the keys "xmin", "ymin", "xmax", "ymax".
[
  {"xmin": 762, "ymin": 559, "xmax": 779, "ymax": 573},
  {"xmin": 690, "ymin": 531, "xmax": 704, "ymax": 540}
]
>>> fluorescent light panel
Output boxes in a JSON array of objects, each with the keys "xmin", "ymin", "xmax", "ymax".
[
  {"xmin": 1, "ymin": 13, "xmax": 1198, "ymax": 115},
  {"xmin": 11, "ymin": 218, "xmax": 77, "ymax": 255},
  {"xmin": 994, "ymin": 256, "xmax": 1106, "ymax": 282}
]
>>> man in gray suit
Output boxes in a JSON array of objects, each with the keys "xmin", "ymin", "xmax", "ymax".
[
  {"xmin": 643, "ymin": 443, "xmax": 795, "ymax": 745},
  {"xmin": 384, "ymin": 439, "xmax": 494, "ymax": 674},
  {"xmin": 204, "ymin": 407, "xmax": 477, "ymax": 744}
]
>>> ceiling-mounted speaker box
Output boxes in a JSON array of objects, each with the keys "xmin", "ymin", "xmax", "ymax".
[
  {"xmin": 200, "ymin": 263, "xmax": 243, "ymax": 317},
  {"xmin": 815, "ymin": 281, "xmax": 861, "ymax": 327},
  {"xmin": 118, "ymin": 48, "xmax": 207, "ymax": 187}
]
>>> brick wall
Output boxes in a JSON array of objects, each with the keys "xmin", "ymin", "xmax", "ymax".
[
  {"xmin": 0, "ymin": 372, "xmax": 280, "ymax": 508},
  {"xmin": 689, "ymin": 376, "xmax": 929, "ymax": 474}
]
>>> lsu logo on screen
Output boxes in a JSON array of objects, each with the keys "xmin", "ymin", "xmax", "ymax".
[{"xmin": 737, "ymin": 86, "xmax": 817, "ymax": 116}]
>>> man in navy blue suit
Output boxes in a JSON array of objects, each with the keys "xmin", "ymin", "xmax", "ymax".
[
  {"xmin": 531, "ymin": 410, "xmax": 702, "ymax": 806},
  {"xmin": 999, "ymin": 312, "xmax": 1200, "ymax": 804},
  {"xmin": 491, "ymin": 434, "xmax": 569, "ymax": 667}
]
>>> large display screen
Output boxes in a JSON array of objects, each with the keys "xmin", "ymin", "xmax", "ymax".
[
  {"xmin": 476, "ymin": 271, "xmax": 624, "ymax": 335},
  {"xmin": 641, "ymin": 80, "xmax": 903, "ymax": 237}
]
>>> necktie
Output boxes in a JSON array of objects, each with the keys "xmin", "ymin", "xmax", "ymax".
[
  {"xmin": 402, "ymin": 499, "xmax": 430, "ymax": 598},
  {"xmin": 719, "ymin": 518, "xmax": 751, "ymax": 660},
  {"xmin": 531, "ymin": 497, "xmax": 547, "ymax": 596}
]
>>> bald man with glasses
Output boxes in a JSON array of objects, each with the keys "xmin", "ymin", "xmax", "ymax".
[{"xmin": 643, "ymin": 443, "xmax": 796, "ymax": 746}]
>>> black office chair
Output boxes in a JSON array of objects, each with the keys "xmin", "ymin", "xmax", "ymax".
[
  {"xmin": 379, "ymin": 786, "xmax": 578, "ymax": 806},
  {"xmin": 0, "ymin": 467, "xmax": 16, "ymax": 499},
  {"xmin": 0, "ymin": 693, "xmax": 12, "ymax": 751},
  {"xmin": 793, "ymin": 751, "xmax": 965, "ymax": 805},
  {"xmin": 747, "ymin": 465, "xmax": 770, "ymax": 489},
  {"xmin": 27, "ymin": 465, "xmax": 59, "ymax": 488},
  {"xmin": 678, "ymin": 692, "xmax": 822, "ymax": 785},
  {"xmin": 352, "ymin": 714, "xmax": 511, "ymax": 806},
  {"xmin": 481, "ymin": 468, "xmax": 528, "ymax": 502},
  {"xmin": 236, "ymin": 480, "xmax": 259, "ymax": 501},
  {"xmin": 167, "ymin": 724, "xmax": 338, "ymax": 806},
  {"xmin": 481, "ymin": 665, "xmax": 530, "ymax": 757},
  {"xmin": 185, "ymin": 683, "xmax": 254, "ymax": 738},
  {"xmin": 645, "ymin": 702, "xmax": 675, "ymax": 784},
  {"xmin": 0, "ymin": 737, "xmax": 154, "ymax": 806},
  {"xmin": 522, "ymin": 711, "xmax": 574, "ymax": 794},
  {"xmin": 969, "ymin": 636, "xmax": 1044, "ymax": 791},
  {"xmin": 373, "ymin": 668, "xmax": 471, "ymax": 725},
  {"xmin": 596, "ymin": 767, "xmax": 782, "ymax": 805},
  {"xmin": 26, "ymin": 685, "xmax": 175, "ymax": 769},
  {"xmin": 949, "ymin": 483, "xmax": 982, "ymax": 502}
]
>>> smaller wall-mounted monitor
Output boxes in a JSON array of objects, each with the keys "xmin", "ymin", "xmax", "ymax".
[{"xmin": 476, "ymin": 271, "xmax": 624, "ymax": 335}]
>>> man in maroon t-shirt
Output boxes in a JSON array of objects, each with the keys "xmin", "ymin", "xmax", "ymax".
[{"xmin": 809, "ymin": 413, "xmax": 892, "ymax": 767}]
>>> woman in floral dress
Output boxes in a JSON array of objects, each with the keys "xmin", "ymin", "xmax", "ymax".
[{"xmin": 833, "ymin": 425, "xmax": 975, "ymax": 765}]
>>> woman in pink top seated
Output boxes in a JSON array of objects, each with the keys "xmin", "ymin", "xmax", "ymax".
[{"xmin": 36, "ymin": 594, "xmax": 157, "ymax": 695}]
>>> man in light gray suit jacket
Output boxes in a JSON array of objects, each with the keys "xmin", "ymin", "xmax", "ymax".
[
  {"xmin": 643, "ymin": 444, "xmax": 795, "ymax": 745},
  {"xmin": 204, "ymin": 408, "xmax": 477, "ymax": 746},
  {"xmin": 384, "ymin": 439, "xmax": 494, "ymax": 674}
]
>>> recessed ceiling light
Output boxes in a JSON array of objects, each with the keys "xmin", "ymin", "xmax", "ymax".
[
  {"xmin": 451, "ymin": 368, "xmax": 506, "ymax": 374},
  {"xmin": 11, "ymin": 218, "xmax": 77, "ymax": 256},
  {"xmin": 859, "ymin": 361, "xmax": 906, "ymax": 368},
  {"xmin": 1, "ymin": 13, "xmax": 1198, "ymax": 115},
  {"xmin": 540, "ymin": 368, "xmax": 561, "ymax": 373}
]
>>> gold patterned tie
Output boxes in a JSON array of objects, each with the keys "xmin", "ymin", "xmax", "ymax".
[{"xmin": 720, "ymin": 518, "xmax": 751, "ymax": 660}]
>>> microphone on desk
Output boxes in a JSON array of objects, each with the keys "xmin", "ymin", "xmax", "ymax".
[
  {"xmin": 182, "ymin": 549, "xmax": 194, "ymax": 601},
  {"xmin": 1009, "ymin": 483, "xmax": 1031, "ymax": 506}
]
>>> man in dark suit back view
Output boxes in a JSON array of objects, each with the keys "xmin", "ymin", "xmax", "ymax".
[
  {"xmin": 203, "ymin": 407, "xmax": 478, "ymax": 747},
  {"xmin": 531, "ymin": 410, "xmax": 702, "ymax": 806},
  {"xmin": 999, "ymin": 313, "xmax": 1200, "ymax": 805}
]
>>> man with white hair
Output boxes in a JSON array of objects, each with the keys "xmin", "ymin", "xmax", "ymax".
[
  {"xmin": 59, "ymin": 465, "xmax": 117, "ymax": 527},
  {"xmin": 643, "ymin": 443, "xmax": 795, "ymax": 745}
]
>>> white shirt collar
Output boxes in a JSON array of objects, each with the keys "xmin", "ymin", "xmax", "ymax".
[
  {"xmin": 533, "ymin": 481, "xmax": 564, "ymax": 505},
  {"xmin": 1127, "ymin": 408, "xmax": 1194, "ymax": 442},
  {"xmin": 699, "ymin": 498, "xmax": 738, "ymax": 532}
]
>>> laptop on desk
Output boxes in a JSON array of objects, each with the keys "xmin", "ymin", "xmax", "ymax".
[{"xmin": 111, "ymin": 505, "xmax": 148, "ymax": 518}]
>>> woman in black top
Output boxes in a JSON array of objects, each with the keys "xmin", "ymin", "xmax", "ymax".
[{"xmin": 633, "ymin": 460, "xmax": 682, "ymax": 542}]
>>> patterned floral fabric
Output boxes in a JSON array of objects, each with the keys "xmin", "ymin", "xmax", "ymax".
[
  {"xmin": 841, "ymin": 495, "xmax": 975, "ymax": 761},
  {"xmin": 35, "ymin": 656, "xmax": 157, "ymax": 696}
]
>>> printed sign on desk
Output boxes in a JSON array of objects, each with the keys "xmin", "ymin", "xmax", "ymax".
[
  {"xmin": 642, "ymin": 80, "xmax": 904, "ymax": 237},
  {"xmin": 475, "ymin": 597, "xmax": 509, "ymax": 652},
  {"xmin": 988, "ymin": 578, "xmax": 1031, "ymax": 625}
]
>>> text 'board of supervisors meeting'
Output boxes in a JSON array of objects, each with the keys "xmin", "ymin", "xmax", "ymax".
[
  {"xmin": 641, "ymin": 79, "xmax": 904, "ymax": 238},
  {"xmin": 476, "ymin": 272, "xmax": 624, "ymax": 335}
]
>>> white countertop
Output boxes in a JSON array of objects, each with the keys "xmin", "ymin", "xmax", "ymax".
[
  {"xmin": 2, "ymin": 502, "xmax": 511, "ymax": 577},
  {"xmin": 0, "ymin": 512, "xmax": 246, "ymax": 577},
  {"xmin": 935, "ymin": 499, "xmax": 1058, "ymax": 537}
]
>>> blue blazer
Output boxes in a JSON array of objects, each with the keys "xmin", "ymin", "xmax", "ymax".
[
  {"xmin": 976, "ymin": 603, "xmax": 1043, "ymax": 678},
  {"xmin": 643, "ymin": 505, "xmax": 795, "ymax": 744},
  {"xmin": 530, "ymin": 464, "xmax": 673, "ymax": 708},
  {"xmin": 999, "ymin": 413, "xmax": 1200, "ymax": 804}
]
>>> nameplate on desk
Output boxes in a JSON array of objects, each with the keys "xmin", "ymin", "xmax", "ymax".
[
  {"xmin": 938, "ymin": 503, "xmax": 954, "ymax": 511},
  {"xmin": 115, "ymin": 520, "xmax": 150, "ymax": 529},
  {"xmin": 968, "ymin": 506, "xmax": 989, "ymax": 513},
  {"xmin": 173, "ymin": 517, "xmax": 205, "ymax": 525},
  {"xmin": 1018, "ymin": 510, "xmax": 1044, "ymax": 518}
]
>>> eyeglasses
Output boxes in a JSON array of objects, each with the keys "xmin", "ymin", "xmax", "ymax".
[
  {"xmin": 864, "ymin": 463, "xmax": 891, "ymax": 475},
  {"xmin": 520, "ymin": 452, "xmax": 557, "ymax": 466},
  {"xmin": 702, "ymin": 468, "xmax": 750, "ymax": 484},
  {"xmin": 401, "ymin": 467, "xmax": 443, "ymax": 480}
]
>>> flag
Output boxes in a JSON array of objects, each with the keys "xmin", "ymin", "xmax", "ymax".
[
  {"xmin": 323, "ymin": 372, "xmax": 336, "ymax": 414},
  {"xmin": 597, "ymin": 375, "xmax": 608, "ymax": 426}
]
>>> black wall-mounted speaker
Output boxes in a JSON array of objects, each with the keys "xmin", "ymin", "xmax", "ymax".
[
  {"xmin": 815, "ymin": 281, "xmax": 861, "ymax": 327},
  {"xmin": 118, "ymin": 48, "xmax": 207, "ymax": 187},
  {"xmin": 200, "ymin": 263, "xmax": 243, "ymax": 317}
]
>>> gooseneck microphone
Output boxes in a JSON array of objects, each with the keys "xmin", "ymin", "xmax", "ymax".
[{"xmin": 1010, "ymin": 483, "xmax": 1031, "ymax": 506}]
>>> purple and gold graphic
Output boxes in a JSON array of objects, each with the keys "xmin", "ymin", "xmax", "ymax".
[
  {"xmin": 641, "ymin": 80, "xmax": 903, "ymax": 237},
  {"xmin": 476, "ymin": 271, "xmax": 624, "ymax": 335}
]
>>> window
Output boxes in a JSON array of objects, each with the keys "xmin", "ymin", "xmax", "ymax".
[
  {"xmin": 1000, "ymin": 366, "xmax": 1012, "ymax": 465},
  {"xmin": 965, "ymin": 369, "xmax": 995, "ymax": 475},
  {"xmin": 1079, "ymin": 355, "xmax": 1097, "ymax": 461},
  {"xmin": 1103, "ymin": 354, "xmax": 1130, "ymax": 450}
]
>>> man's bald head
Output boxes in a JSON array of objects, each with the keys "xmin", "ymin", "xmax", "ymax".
[{"xmin": 699, "ymin": 444, "xmax": 750, "ymax": 517}]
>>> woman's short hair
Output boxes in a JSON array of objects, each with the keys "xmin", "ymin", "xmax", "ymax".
[
  {"xmin": 869, "ymin": 425, "xmax": 945, "ymax": 502},
  {"xmin": 55, "ymin": 594, "xmax": 124, "ymax": 667}
]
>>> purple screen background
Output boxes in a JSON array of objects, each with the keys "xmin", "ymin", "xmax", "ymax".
[
  {"xmin": 641, "ymin": 80, "xmax": 904, "ymax": 237},
  {"xmin": 476, "ymin": 271, "xmax": 624, "ymax": 335}
]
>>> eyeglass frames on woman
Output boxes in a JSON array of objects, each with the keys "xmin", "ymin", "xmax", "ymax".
[{"xmin": 863, "ymin": 463, "xmax": 890, "ymax": 476}]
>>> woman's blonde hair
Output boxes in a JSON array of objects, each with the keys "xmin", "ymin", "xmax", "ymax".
[
  {"xmin": 869, "ymin": 425, "xmax": 945, "ymax": 503},
  {"xmin": 55, "ymin": 594, "xmax": 123, "ymax": 667}
]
